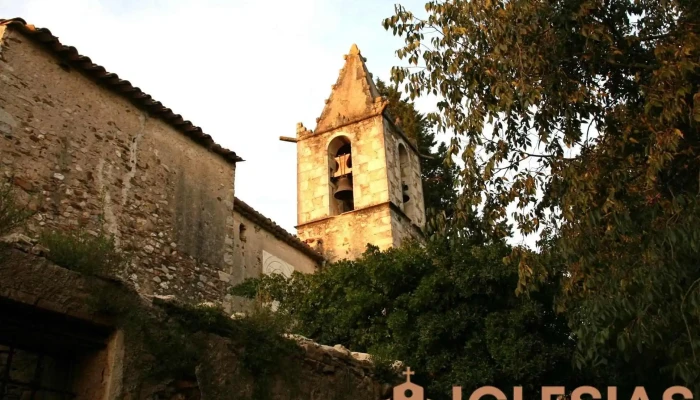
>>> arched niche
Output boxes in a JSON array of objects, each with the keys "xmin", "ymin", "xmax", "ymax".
[{"xmin": 328, "ymin": 136, "xmax": 354, "ymax": 215}]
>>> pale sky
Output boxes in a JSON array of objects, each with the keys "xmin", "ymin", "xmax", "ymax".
[{"xmin": 1, "ymin": 0, "xmax": 436, "ymax": 235}]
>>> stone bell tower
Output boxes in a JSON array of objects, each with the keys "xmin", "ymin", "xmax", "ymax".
[{"xmin": 287, "ymin": 44, "xmax": 425, "ymax": 263}]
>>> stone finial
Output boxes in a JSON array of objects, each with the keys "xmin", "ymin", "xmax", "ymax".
[{"xmin": 349, "ymin": 43, "xmax": 360, "ymax": 55}]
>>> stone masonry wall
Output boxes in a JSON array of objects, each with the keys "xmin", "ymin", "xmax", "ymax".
[
  {"xmin": 297, "ymin": 204, "xmax": 394, "ymax": 263},
  {"xmin": 383, "ymin": 120, "xmax": 425, "ymax": 229},
  {"xmin": 231, "ymin": 208, "xmax": 317, "ymax": 284},
  {"xmin": 0, "ymin": 28, "xmax": 237, "ymax": 309},
  {"xmin": 296, "ymin": 113, "xmax": 425, "ymax": 262},
  {"xmin": 0, "ymin": 246, "xmax": 392, "ymax": 400},
  {"xmin": 296, "ymin": 115, "xmax": 389, "ymax": 225},
  {"xmin": 390, "ymin": 207, "xmax": 423, "ymax": 248}
]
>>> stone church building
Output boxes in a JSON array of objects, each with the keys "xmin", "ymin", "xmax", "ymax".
[
  {"xmin": 292, "ymin": 44, "xmax": 425, "ymax": 262},
  {"xmin": 0, "ymin": 17, "xmax": 423, "ymax": 399},
  {"xmin": 0, "ymin": 18, "xmax": 426, "ymax": 303}
]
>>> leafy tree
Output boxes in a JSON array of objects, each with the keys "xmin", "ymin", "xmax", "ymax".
[
  {"xmin": 383, "ymin": 0, "xmax": 700, "ymax": 391},
  {"xmin": 376, "ymin": 78, "xmax": 459, "ymax": 230},
  {"xmin": 232, "ymin": 236, "xmax": 575, "ymax": 399}
]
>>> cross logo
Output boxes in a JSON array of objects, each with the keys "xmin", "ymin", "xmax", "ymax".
[{"xmin": 389, "ymin": 367, "xmax": 430, "ymax": 400}]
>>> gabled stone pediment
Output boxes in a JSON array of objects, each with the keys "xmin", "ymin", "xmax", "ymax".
[{"xmin": 314, "ymin": 44, "xmax": 387, "ymax": 134}]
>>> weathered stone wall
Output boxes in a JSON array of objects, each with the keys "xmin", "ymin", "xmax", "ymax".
[
  {"xmin": 0, "ymin": 246, "xmax": 391, "ymax": 400},
  {"xmin": 383, "ymin": 120, "xmax": 425, "ymax": 229},
  {"xmin": 0, "ymin": 244, "xmax": 124, "ymax": 400},
  {"xmin": 296, "ymin": 204, "xmax": 422, "ymax": 263},
  {"xmin": 296, "ymin": 116, "xmax": 390, "ymax": 225},
  {"xmin": 297, "ymin": 203, "xmax": 394, "ymax": 262},
  {"xmin": 196, "ymin": 333, "xmax": 388, "ymax": 400},
  {"xmin": 231, "ymin": 209, "xmax": 318, "ymax": 284},
  {"xmin": 0, "ymin": 28, "xmax": 238, "ymax": 308},
  {"xmin": 390, "ymin": 207, "xmax": 423, "ymax": 248},
  {"xmin": 296, "ymin": 113, "xmax": 425, "ymax": 262}
]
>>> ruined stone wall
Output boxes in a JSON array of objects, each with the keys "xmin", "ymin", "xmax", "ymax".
[
  {"xmin": 196, "ymin": 333, "xmax": 388, "ymax": 400},
  {"xmin": 0, "ymin": 28, "xmax": 237, "ymax": 308},
  {"xmin": 0, "ymin": 246, "xmax": 391, "ymax": 400},
  {"xmin": 231, "ymin": 209, "xmax": 318, "ymax": 285},
  {"xmin": 0, "ymin": 245, "xmax": 123, "ymax": 400}
]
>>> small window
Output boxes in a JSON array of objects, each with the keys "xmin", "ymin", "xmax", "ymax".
[{"xmin": 239, "ymin": 224, "xmax": 247, "ymax": 243}]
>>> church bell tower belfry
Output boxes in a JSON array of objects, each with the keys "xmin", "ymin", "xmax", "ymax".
[{"xmin": 283, "ymin": 44, "xmax": 426, "ymax": 263}]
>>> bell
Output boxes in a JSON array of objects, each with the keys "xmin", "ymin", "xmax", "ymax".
[
  {"xmin": 334, "ymin": 176, "xmax": 353, "ymax": 201},
  {"xmin": 402, "ymin": 184, "xmax": 410, "ymax": 203}
]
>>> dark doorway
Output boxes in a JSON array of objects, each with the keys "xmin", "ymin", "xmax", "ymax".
[{"xmin": 0, "ymin": 298, "xmax": 113, "ymax": 400}]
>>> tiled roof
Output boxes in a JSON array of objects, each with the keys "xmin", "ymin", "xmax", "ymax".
[
  {"xmin": 233, "ymin": 197, "xmax": 324, "ymax": 263},
  {"xmin": 0, "ymin": 18, "xmax": 243, "ymax": 164}
]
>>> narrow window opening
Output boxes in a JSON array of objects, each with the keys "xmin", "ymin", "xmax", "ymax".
[
  {"xmin": 239, "ymin": 224, "xmax": 247, "ymax": 243},
  {"xmin": 398, "ymin": 144, "xmax": 411, "ymax": 206}
]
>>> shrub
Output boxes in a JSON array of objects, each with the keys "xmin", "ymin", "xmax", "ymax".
[
  {"xmin": 40, "ymin": 229, "xmax": 124, "ymax": 277},
  {"xmin": 231, "ymin": 239, "xmax": 576, "ymax": 399},
  {"xmin": 160, "ymin": 300, "xmax": 300, "ymax": 376},
  {"xmin": 0, "ymin": 179, "xmax": 33, "ymax": 237}
]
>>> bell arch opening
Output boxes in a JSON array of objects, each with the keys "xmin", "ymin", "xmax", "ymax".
[
  {"xmin": 398, "ymin": 143, "xmax": 414, "ymax": 218},
  {"xmin": 328, "ymin": 136, "xmax": 354, "ymax": 215}
]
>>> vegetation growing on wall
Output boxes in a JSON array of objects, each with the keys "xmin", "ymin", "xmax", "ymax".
[
  {"xmin": 87, "ymin": 280, "xmax": 303, "ymax": 400},
  {"xmin": 231, "ymin": 234, "xmax": 577, "ymax": 399},
  {"xmin": 3, "ymin": 212, "xmax": 303, "ymax": 399},
  {"xmin": 40, "ymin": 229, "xmax": 124, "ymax": 277},
  {"xmin": 0, "ymin": 177, "xmax": 34, "ymax": 238}
]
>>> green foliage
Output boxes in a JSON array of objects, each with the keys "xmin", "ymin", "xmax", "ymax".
[
  {"xmin": 157, "ymin": 301, "xmax": 301, "ymax": 386},
  {"xmin": 143, "ymin": 305, "xmax": 203, "ymax": 380},
  {"xmin": 85, "ymin": 283, "xmax": 190, "ymax": 379},
  {"xmin": 370, "ymin": 354, "xmax": 402, "ymax": 386},
  {"xmin": 232, "ymin": 237, "xmax": 574, "ymax": 399},
  {"xmin": 384, "ymin": 0, "xmax": 700, "ymax": 391},
  {"xmin": 89, "ymin": 283, "xmax": 301, "ymax": 399},
  {"xmin": 0, "ymin": 179, "xmax": 33, "ymax": 237},
  {"xmin": 40, "ymin": 229, "xmax": 124, "ymax": 277}
]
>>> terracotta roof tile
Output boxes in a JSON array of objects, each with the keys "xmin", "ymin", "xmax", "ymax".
[
  {"xmin": 233, "ymin": 197, "xmax": 324, "ymax": 263},
  {"xmin": 0, "ymin": 17, "xmax": 243, "ymax": 163}
]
